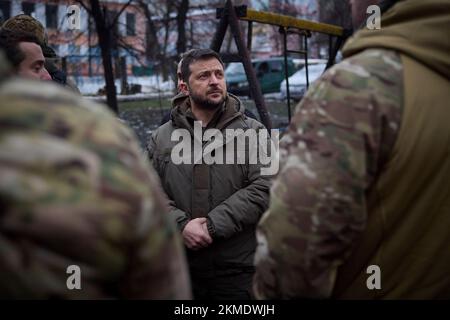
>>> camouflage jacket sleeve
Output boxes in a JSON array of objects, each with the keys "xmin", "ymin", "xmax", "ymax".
[
  {"xmin": 253, "ymin": 49, "xmax": 403, "ymax": 299},
  {"xmin": 0, "ymin": 80, "xmax": 191, "ymax": 299}
]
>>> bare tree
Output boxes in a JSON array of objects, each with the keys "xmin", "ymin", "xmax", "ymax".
[
  {"xmin": 66, "ymin": 0, "xmax": 238, "ymax": 102},
  {"xmin": 317, "ymin": 0, "xmax": 352, "ymax": 58},
  {"xmin": 176, "ymin": 0, "xmax": 189, "ymax": 56},
  {"xmin": 318, "ymin": 0, "xmax": 352, "ymax": 28},
  {"xmin": 75, "ymin": 0, "xmax": 134, "ymax": 113},
  {"xmin": 266, "ymin": 0, "xmax": 303, "ymax": 55},
  {"xmin": 161, "ymin": 0, "xmax": 175, "ymax": 81},
  {"xmin": 137, "ymin": 0, "xmax": 162, "ymax": 62}
]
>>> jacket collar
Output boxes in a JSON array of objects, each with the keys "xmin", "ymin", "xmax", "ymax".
[{"xmin": 171, "ymin": 93, "xmax": 245, "ymax": 132}]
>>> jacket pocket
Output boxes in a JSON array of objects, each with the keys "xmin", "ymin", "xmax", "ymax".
[{"xmin": 156, "ymin": 151, "xmax": 171, "ymax": 180}]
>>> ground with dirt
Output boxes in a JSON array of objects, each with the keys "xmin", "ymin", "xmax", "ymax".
[{"xmin": 119, "ymin": 106, "xmax": 169, "ymax": 149}]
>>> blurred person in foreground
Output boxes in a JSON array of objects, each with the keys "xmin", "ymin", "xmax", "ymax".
[
  {"xmin": 253, "ymin": 0, "xmax": 450, "ymax": 299},
  {"xmin": 0, "ymin": 51, "xmax": 191, "ymax": 299}
]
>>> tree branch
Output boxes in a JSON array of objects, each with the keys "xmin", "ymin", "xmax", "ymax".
[
  {"xmin": 74, "ymin": 0, "xmax": 92, "ymax": 15},
  {"xmin": 109, "ymin": 0, "xmax": 134, "ymax": 29}
]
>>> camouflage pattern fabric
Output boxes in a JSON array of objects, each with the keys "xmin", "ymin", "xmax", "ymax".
[
  {"xmin": 253, "ymin": 49, "xmax": 403, "ymax": 299},
  {"xmin": 1, "ymin": 14, "xmax": 46, "ymax": 44},
  {"xmin": 0, "ymin": 77, "xmax": 191, "ymax": 299}
]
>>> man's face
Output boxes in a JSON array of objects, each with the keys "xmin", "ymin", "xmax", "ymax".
[
  {"xmin": 185, "ymin": 57, "xmax": 227, "ymax": 110},
  {"xmin": 350, "ymin": 0, "xmax": 380, "ymax": 29},
  {"xmin": 17, "ymin": 42, "xmax": 52, "ymax": 81}
]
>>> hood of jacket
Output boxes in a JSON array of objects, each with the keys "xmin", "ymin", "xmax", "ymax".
[
  {"xmin": 342, "ymin": 0, "xmax": 450, "ymax": 80},
  {"xmin": 170, "ymin": 92, "xmax": 246, "ymax": 133}
]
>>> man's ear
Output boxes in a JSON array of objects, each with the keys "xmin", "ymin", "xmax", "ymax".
[{"xmin": 179, "ymin": 81, "xmax": 189, "ymax": 94}]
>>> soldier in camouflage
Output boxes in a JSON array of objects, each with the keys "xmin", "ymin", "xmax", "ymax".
[
  {"xmin": 1, "ymin": 14, "xmax": 80, "ymax": 92},
  {"xmin": 253, "ymin": 0, "xmax": 450, "ymax": 299},
  {"xmin": 0, "ymin": 28, "xmax": 52, "ymax": 81},
  {"xmin": 0, "ymin": 52, "xmax": 191, "ymax": 299}
]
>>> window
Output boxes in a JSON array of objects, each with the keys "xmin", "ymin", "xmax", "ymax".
[
  {"xmin": 91, "ymin": 45, "xmax": 101, "ymax": 56},
  {"xmin": 0, "ymin": 1, "xmax": 11, "ymax": 24},
  {"xmin": 126, "ymin": 13, "xmax": 136, "ymax": 36},
  {"xmin": 22, "ymin": 2, "xmax": 35, "ymax": 16},
  {"xmin": 270, "ymin": 61, "xmax": 283, "ymax": 73},
  {"xmin": 46, "ymin": 4, "xmax": 58, "ymax": 29},
  {"xmin": 69, "ymin": 44, "xmax": 80, "ymax": 55},
  {"xmin": 258, "ymin": 62, "xmax": 269, "ymax": 74}
]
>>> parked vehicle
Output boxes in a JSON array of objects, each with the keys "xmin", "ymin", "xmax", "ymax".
[
  {"xmin": 280, "ymin": 63, "xmax": 327, "ymax": 100},
  {"xmin": 225, "ymin": 57, "xmax": 296, "ymax": 96},
  {"xmin": 292, "ymin": 58, "xmax": 327, "ymax": 70}
]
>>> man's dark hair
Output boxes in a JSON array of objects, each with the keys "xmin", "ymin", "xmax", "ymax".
[
  {"xmin": 0, "ymin": 28, "xmax": 42, "ymax": 69},
  {"xmin": 180, "ymin": 49, "xmax": 224, "ymax": 83}
]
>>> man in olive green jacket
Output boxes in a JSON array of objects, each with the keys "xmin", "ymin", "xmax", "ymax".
[{"xmin": 147, "ymin": 49, "xmax": 272, "ymax": 300}]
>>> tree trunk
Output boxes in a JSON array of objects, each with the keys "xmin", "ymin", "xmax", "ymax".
[
  {"xmin": 176, "ymin": 0, "xmax": 189, "ymax": 56},
  {"xmin": 160, "ymin": 1, "xmax": 173, "ymax": 81},
  {"xmin": 89, "ymin": 0, "xmax": 118, "ymax": 113},
  {"xmin": 138, "ymin": 0, "xmax": 162, "ymax": 62}
]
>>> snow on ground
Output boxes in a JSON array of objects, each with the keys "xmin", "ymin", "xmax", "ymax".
[{"xmin": 73, "ymin": 75, "xmax": 176, "ymax": 96}]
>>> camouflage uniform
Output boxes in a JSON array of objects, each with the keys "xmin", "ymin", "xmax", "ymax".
[
  {"xmin": 0, "ymin": 59, "xmax": 191, "ymax": 299},
  {"xmin": 253, "ymin": 49, "xmax": 403, "ymax": 299},
  {"xmin": 1, "ymin": 15, "xmax": 47, "ymax": 44},
  {"xmin": 254, "ymin": 0, "xmax": 450, "ymax": 299},
  {"xmin": 1, "ymin": 14, "xmax": 80, "ymax": 93}
]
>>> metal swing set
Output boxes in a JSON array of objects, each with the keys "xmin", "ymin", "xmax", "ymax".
[{"xmin": 211, "ymin": 0, "xmax": 350, "ymax": 129}]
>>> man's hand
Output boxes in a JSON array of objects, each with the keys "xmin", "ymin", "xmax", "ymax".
[{"xmin": 182, "ymin": 218, "xmax": 213, "ymax": 250}]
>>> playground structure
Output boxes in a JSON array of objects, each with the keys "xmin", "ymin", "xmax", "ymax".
[{"xmin": 211, "ymin": 0, "xmax": 351, "ymax": 129}]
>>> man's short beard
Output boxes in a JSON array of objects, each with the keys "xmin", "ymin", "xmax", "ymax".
[{"xmin": 190, "ymin": 91, "xmax": 225, "ymax": 110}]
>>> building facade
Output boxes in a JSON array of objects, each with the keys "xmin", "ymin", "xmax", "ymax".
[
  {"xmin": 0, "ymin": 0, "xmax": 334, "ymax": 78},
  {"xmin": 0, "ymin": 0, "xmax": 147, "ymax": 77}
]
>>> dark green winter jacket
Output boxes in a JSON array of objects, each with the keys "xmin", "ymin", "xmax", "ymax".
[{"xmin": 147, "ymin": 93, "xmax": 272, "ymax": 276}]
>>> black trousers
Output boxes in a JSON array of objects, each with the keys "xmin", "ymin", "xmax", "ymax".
[{"xmin": 191, "ymin": 272, "xmax": 255, "ymax": 300}]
